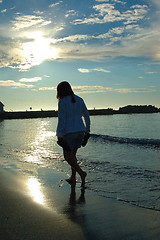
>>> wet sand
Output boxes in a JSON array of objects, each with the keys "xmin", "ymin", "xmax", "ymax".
[{"xmin": 0, "ymin": 166, "xmax": 160, "ymax": 240}]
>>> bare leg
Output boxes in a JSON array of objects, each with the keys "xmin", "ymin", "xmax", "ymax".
[
  {"xmin": 66, "ymin": 150, "xmax": 76, "ymax": 184},
  {"xmin": 63, "ymin": 149, "xmax": 87, "ymax": 187},
  {"xmin": 71, "ymin": 167, "xmax": 76, "ymax": 180},
  {"xmin": 66, "ymin": 167, "xmax": 76, "ymax": 184}
]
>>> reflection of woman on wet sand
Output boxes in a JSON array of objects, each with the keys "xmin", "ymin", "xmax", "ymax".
[
  {"xmin": 56, "ymin": 81, "xmax": 90, "ymax": 187},
  {"xmin": 63, "ymin": 186, "xmax": 86, "ymax": 221}
]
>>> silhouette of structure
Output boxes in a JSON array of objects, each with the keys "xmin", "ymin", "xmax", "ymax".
[
  {"xmin": 0, "ymin": 104, "xmax": 159, "ymax": 119},
  {"xmin": 0, "ymin": 102, "xmax": 4, "ymax": 112},
  {"xmin": 118, "ymin": 105, "xmax": 159, "ymax": 114}
]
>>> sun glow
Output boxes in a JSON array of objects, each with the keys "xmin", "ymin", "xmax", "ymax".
[
  {"xmin": 154, "ymin": 52, "xmax": 160, "ymax": 59},
  {"xmin": 22, "ymin": 32, "xmax": 58, "ymax": 68}
]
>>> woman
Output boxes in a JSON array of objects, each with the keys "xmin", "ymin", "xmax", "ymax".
[{"xmin": 56, "ymin": 81, "xmax": 90, "ymax": 187}]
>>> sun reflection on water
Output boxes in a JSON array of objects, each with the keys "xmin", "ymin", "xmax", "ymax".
[
  {"xmin": 27, "ymin": 120, "xmax": 57, "ymax": 165},
  {"xmin": 25, "ymin": 155, "xmax": 43, "ymax": 165},
  {"xmin": 27, "ymin": 177, "xmax": 45, "ymax": 205},
  {"xmin": 34, "ymin": 131, "xmax": 56, "ymax": 144}
]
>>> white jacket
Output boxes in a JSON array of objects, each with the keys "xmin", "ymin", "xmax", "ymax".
[{"xmin": 56, "ymin": 95, "xmax": 90, "ymax": 138}]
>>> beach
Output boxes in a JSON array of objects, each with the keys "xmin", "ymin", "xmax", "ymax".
[
  {"xmin": 0, "ymin": 115, "xmax": 160, "ymax": 239},
  {"xmin": 0, "ymin": 165, "xmax": 160, "ymax": 240}
]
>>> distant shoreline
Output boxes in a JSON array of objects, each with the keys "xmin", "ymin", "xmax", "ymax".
[{"xmin": 0, "ymin": 105, "xmax": 159, "ymax": 120}]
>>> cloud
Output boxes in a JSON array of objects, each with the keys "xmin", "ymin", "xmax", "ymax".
[
  {"xmin": 96, "ymin": 0, "xmax": 109, "ymax": 1},
  {"xmin": 0, "ymin": 9, "xmax": 7, "ymax": 13},
  {"xmin": 115, "ymin": 88, "xmax": 155, "ymax": 93},
  {"xmin": 19, "ymin": 77, "xmax": 42, "ymax": 82},
  {"xmin": 78, "ymin": 68, "xmax": 111, "ymax": 73},
  {"xmin": 39, "ymin": 85, "xmax": 112, "ymax": 93},
  {"xmin": 33, "ymin": 11, "xmax": 44, "ymax": 15},
  {"xmin": 0, "ymin": 41, "xmax": 28, "ymax": 69},
  {"xmin": 12, "ymin": 14, "xmax": 52, "ymax": 30},
  {"xmin": 39, "ymin": 85, "xmax": 155, "ymax": 94},
  {"xmin": 56, "ymin": 41, "xmax": 145, "ymax": 61},
  {"xmin": 49, "ymin": 1, "xmax": 62, "ymax": 8},
  {"xmin": 73, "ymin": 85, "xmax": 112, "ymax": 94},
  {"xmin": 53, "ymin": 24, "xmax": 140, "ymax": 47},
  {"xmin": 76, "ymin": 86, "xmax": 155, "ymax": 94},
  {"xmin": 73, "ymin": 3, "xmax": 148, "ymax": 25},
  {"xmin": 96, "ymin": 0, "xmax": 125, "ymax": 3},
  {"xmin": 0, "ymin": 80, "xmax": 34, "ymax": 88},
  {"xmin": 146, "ymin": 72, "xmax": 157, "ymax": 74},
  {"xmin": 78, "ymin": 68, "xmax": 91, "ymax": 73},
  {"xmin": 55, "ymin": 43, "xmax": 114, "ymax": 61},
  {"xmin": 56, "ymin": 23, "xmax": 159, "ymax": 61},
  {"xmin": 50, "ymin": 1, "xmax": 159, "ymax": 62},
  {"xmin": 0, "ymin": 29, "xmax": 58, "ymax": 71},
  {"xmin": 96, "ymin": 25, "xmax": 141, "ymax": 41},
  {"xmin": 0, "ymin": 0, "xmax": 159, "ymax": 71},
  {"xmin": 57, "ymin": 34, "xmax": 92, "ymax": 42},
  {"xmin": 39, "ymin": 87, "xmax": 56, "ymax": 91},
  {"xmin": 1, "ymin": 19, "xmax": 159, "ymax": 71},
  {"xmin": 92, "ymin": 68, "xmax": 111, "ymax": 72},
  {"xmin": 65, "ymin": 10, "xmax": 77, "ymax": 18}
]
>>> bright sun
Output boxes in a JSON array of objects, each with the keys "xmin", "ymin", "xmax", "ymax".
[{"xmin": 22, "ymin": 32, "xmax": 58, "ymax": 69}]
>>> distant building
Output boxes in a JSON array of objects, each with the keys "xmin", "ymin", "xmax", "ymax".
[{"xmin": 0, "ymin": 102, "xmax": 4, "ymax": 112}]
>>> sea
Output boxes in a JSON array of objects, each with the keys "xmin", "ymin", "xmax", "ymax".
[{"xmin": 0, "ymin": 113, "xmax": 160, "ymax": 211}]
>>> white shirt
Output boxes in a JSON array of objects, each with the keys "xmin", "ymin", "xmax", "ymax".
[{"xmin": 56, "ymin": 95, "xmax": 90, "ymax": 138}]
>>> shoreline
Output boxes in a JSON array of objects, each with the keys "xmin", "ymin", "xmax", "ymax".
[{"xmin": 0, "ymin": 165, "xmax": 160, "ymax": 240}]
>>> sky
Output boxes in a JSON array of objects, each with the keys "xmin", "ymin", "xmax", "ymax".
[{"xmin": 0, "ymin": 0, "xmax": 160, "ymax": 111}]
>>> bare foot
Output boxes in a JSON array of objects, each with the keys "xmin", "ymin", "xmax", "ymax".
[
  {"xmin": 66, "ymin": 178, "xmax": 76, "ymax": 185},
  {"xmin": 81, "ymin": 172, "xmax": 87, "ymax": 188}
]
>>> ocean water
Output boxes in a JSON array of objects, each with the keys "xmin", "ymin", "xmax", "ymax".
[{"xmin": 0, "ymin": 113, "xmax": 160, "ymax": 211}]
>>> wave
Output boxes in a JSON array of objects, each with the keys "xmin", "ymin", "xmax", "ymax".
[{"xmin": 91, "ymin": 133, "xmax": 160, "ymax": 147}]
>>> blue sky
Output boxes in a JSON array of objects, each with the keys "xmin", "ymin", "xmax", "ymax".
[{"xmin": 0, "ymin": 0, "xmax": 159, "ymax": 111}]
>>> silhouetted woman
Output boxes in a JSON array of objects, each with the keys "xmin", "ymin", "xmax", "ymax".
[{"xmin": 56, "ymin": 81, "xmax": 90, "ymax": 187}]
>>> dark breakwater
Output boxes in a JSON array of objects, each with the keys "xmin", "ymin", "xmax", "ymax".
[
  {"xmin": 0, "ymin": 105, "xmax": 159, "ymax": 119},
  {"xmin": 0, "ymin": 110, "xmax": 58, "ymax": 119},
  {"xmin": 0, "ymin": 109, "xmax": 114, "ymax": 119}
]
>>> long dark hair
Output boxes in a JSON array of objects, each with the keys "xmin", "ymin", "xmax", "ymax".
[{"xmin": 57, "ymin": 81, "xmax": 76, "ymax": 103}]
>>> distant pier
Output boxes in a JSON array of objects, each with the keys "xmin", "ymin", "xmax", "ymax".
[{"xmin": 0, "ymin": 105, "xmax": 159, "ymax": 120}]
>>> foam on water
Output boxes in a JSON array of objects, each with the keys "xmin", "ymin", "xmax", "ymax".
[{"xmin": 91, "ymin": 133, "xmax": 160, "ymax": 148}]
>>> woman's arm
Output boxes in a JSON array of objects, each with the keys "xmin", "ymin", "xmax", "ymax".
[
  {"xmin": 56, "ymin": 100, "xmax": 66, "ymax": 138},
  {"xmin": 82, "ymin": 101, "xmax": 90, "ymax": 133}
]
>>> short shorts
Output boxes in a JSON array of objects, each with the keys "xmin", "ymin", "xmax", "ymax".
[{"xmin": 63, "ymin": 131, "xmax": 85, "ymax": 150}]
